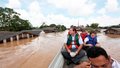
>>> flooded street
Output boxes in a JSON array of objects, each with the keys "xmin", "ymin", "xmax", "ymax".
[
  {"xmin": 0, "ymin": 32, "xmax": 65, "ymax": 68},
  {"xmin": 0, "ymin": 31, "xmax": 120, "ymax": 68}
]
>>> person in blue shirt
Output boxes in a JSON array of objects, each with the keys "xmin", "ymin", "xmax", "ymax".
[{"xmin": 84, "ymin": 31, "xmax": 100, "ymax": 46}]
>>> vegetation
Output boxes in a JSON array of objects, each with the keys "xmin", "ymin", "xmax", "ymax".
[
  {"xmin": 85, "ymin": 23, "xmax": 99, "ymax": 32},
  {"xmin": 39, "ymin": 22, "xmax": 66, "ymax": 31},
  {"xmin": 0, "ymin": 7, "xmax": 32, "ymax": 31},
  {"xmin": 90, "ymin": 23, "xmax": 99, "ymax": 29},
  {"xmin": 86, "ymin": 23, "xmax": 99, "ymax": 29},
  {"xmin": 100, "ymin": 24, "xmax": 120, "ymax": 29}
]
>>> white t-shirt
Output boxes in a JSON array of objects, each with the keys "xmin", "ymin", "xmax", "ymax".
[
  {"xmin": 64, "ymin": 35, "xmax": 83, "ymax": 49},
  {"xmin": 112, "ymin": 59, "xmax": 120, "ymax": 68}
]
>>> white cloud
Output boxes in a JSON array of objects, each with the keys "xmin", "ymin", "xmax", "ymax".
[
  {"xmin": 4, "ymin": 0, "xmax": 120, "ymax": 27},
  {"xmin": 28, "ymin": 1, "xmax": 46, "ymax": 26},
  {"xmin": 88, "ymin": 15, "xmax": 120, "ymax": 26},
  {"xmin": 46, "ymin": 14, "xmax": 77, "ymax": 27},
  {"xmin": 97, "ymin": 8, "xmax": 106, "ymax": 15},
  {"xmin": 105, "ymin": 0, "xmax": 119, "ymax": 12},
  {"xmin": 5, "ymin": 0, "xmax": 21, "ymax": 9},
  {"xmin": 15, "ymin": 1, "xmax": 46, "ymax": 27},
  {"xmin": 98, "ymin": 0, "xmax": 119, "ymax": 14},
  {"xmin": 47, "ymin": 0, "xmax": 96, "ymax": 16},
  {"xmin": 15, "ymin": 9, "xmax": 29, "ymax": 20}
]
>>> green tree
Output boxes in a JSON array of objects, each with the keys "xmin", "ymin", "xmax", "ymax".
[
  {"xmin": 86, "ymin": 24, "xmax": 90, "ymax": 27},
  {"xmin": 49, "ymin": 24, "xmax": 56, "ymax": 27},
  {"xmin": 39, "ymin": 22, "xmax": 48, "ymax": 28},
  {"xmin": 90, "ymin": 23, "xmax": 99, "ymax": 29},
  {"xmin": 56, "ymin": 24, "xmax": 66, "ymax": 31},
  {"xmin": 0, "ymin": 7, "xmax": 32, "ymax": 31}
]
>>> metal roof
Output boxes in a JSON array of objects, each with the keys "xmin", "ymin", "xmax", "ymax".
[{"xmin": 0, "ymin": 30, "xmax": 42, "ymax": 41}]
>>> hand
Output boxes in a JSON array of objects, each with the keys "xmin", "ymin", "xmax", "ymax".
[
  {"xmin": 79, "ymin": 61, "xmax": 91, "ymax": 68},
  {"xmin": 75, "ymin": 51, "xmax": 79, "ymax": 55},
  {"xmin": 70, "ymin": 52, "xmax": 76, "ymax": 57},
  {"xmin": 96, "ymin": 44, "xmax": 100, "ymax": 47},
  {"xmin": 86, "ymin": 44, "xmax": 93, "ymax": 46}
]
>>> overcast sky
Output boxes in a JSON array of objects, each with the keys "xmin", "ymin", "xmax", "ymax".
[{"xmin": 0, "ymin": 0, "xmax": 120, "ymax": 27}]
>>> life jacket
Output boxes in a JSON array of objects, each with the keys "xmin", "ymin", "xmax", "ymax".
[
  {"xmin": 80, "ymin": 32, "xmax": 88, "ymax": 42},
  {"xmin": 86, "ymin": 35, "xmax": 97, "ymax": 46},
  {"xmin": 67, "ymin": 34, "xmax": 80, "ymax": 49}
]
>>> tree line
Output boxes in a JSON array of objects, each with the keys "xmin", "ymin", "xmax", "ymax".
[
  {"xmin": 0, "ymin": 7, "xmax": 32, "ymax": 31},
  {"xmin": 99, "ymin": 24, "xmax": 120, "ymax": 29},
  {"xmin": 39, "ymin": 22, "xmax": 66, "ymax": 31}
]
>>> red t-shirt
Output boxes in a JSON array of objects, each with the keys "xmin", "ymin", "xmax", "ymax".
[{"xmin": 80, "ymin": 32, "xmax": 88, "ymax": 42}]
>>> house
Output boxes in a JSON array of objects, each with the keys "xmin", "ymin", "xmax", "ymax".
[
  {"xmin": 42, "ymin": 27, "xmax": 57, "ymax": 33},
  {"xmin": 104, "ymin": 28, "xmax": 120, "ymax": 35},
  {"xmin": 0, "ymin": 30, "xmax": 42, "ymax": 44},
  {"xmin": 70, "ymin": 25, "xmax": 84, "ymax": 31}
]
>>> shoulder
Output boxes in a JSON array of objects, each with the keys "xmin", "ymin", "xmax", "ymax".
[{"xmin": 112, "ymin": 59, "xmax": 120, "ymax": 68}]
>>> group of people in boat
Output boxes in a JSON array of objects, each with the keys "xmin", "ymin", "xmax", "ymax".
[{"xmin": 61, "ymin": 27, "xmax": 120, "ymax": 68}]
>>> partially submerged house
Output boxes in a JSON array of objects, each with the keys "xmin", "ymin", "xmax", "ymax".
[
  {"xmin": 70, "ymin": 25, "xmax": 84, "ymax": 31},
  {"xmin": 42, "ymin": 27, "xmax": 57, "ymax": 33},
  {"xmin": 0, "ymin": 30, "xmax": 42, "ymax": 44},
  {"xmin": 104, "ymin": 28, "xmax": 120, "ymax": 35}
]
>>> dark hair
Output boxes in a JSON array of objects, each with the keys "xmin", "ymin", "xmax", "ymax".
[
  {"xmin": 90, "ymin": 31, "xmax": 96, "ymax": 35},
  {"xmin": 72, "ymin": 27, "xmax": 77, "ymax": 33},
  {"xmin": 87, "ymin": 47, "xmax": 109, "ymax": 59}
]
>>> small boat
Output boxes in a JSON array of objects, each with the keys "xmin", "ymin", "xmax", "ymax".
[
  {"xmin": 48, "ymin": 45, "xmax": 88, "ymax": 68},
  {"xmin": 48, "ymin": 46, "xmax": 64, "ymax": 68}
]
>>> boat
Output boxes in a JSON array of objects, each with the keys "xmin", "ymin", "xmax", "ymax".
[
  {"xmin": 48, "ymin": 46, "xmax": 64, "ymax": 68},
  {"xmin": 48, "ymin": 45, "xmax": 88, "ymax": 68}
]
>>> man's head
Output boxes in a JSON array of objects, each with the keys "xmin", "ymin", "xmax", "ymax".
[
  {"xmin": 90, "ymin": 31, "xmax": 97, "ymax": 38},
  {"xmin": 69, "ymin": 27, "xmax": 77, "ymax": 35},
  {"xmin": 87, "ymin": 47, "xmax": 112, "ymax": 68}
]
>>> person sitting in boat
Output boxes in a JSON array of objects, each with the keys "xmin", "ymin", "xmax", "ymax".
[
  {"xmin": 86, "ymin": 46, "xmax": 120, "ymax": 68},
  {"xmin": 80, "ymin": 29, "xmax": 88, "ymax": 42},
  {"xmin": 62, "ymin": 27, "xmax": 86, "ymax": 65},
  {"xmin": 83, "ymin": 31, "xmax": 100, "ymax": 51}
]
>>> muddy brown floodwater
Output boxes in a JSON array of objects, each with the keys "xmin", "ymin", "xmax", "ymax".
[{"xmin": 0, "ymin": 31, "xmax": 120, "ymax": 68}]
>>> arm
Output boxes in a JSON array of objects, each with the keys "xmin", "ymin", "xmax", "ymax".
[
  {"xmin": 79, "ymin": 62, "xmax": 91, "ymax": 68},
  {"xmin": 64, "ymin": 36, "xmax": 71, "ymax": 53},
  {"xmin": 84, "ymin": 37, "xmax": 93, "ymax": 46},
  {"xmin": 64, "ymin": 43, "xmax": 71, "ymax": 53},
  {"xmin": 76, "ymin": 36, "xmax": 83, "ymax": 54},
  {"xmin": 76, "ymin": 44, "xmax": 83, "ymax": 54},
  {"xmin": 95, "ymin": 38, "xmax": 100, "ymax": 47}
]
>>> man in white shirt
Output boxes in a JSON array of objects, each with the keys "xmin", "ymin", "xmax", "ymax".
[
  {"xmin": 61, "ymin": 27, "xmax": 86, "ymax": 65},
  {"xmin": 86, "ymin": 46, "xmax": 120, "ymax": 68}
]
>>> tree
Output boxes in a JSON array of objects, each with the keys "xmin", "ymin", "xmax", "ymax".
[
  {"xmin": 0, "ymin": 7, "xmax": 32, "ymax": 31},
  {"xmin": 90, "ymin": 23, "xmax": 99, "ymax": 29},
  {"xmin": 49, "ymin": 24, "xmax": 56, "ymax": 27},
  {"xmin": 56, "ymin": 24, "xmax": 66, "ymax": 31},
  {"xmin": 86, "ymin": 24, "xmax": 90, "ymax": 27},
  {"xmin": 39, "ymin": 22, "xmax": 48, "ymax": 28}
]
